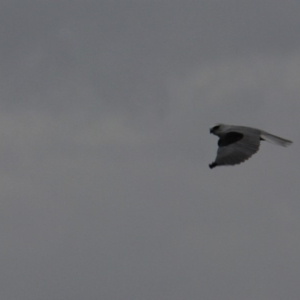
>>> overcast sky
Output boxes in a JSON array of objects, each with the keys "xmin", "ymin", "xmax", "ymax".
[{"xmin": 1, "ymin": 1, "xmax": 300, "ymax": 299}]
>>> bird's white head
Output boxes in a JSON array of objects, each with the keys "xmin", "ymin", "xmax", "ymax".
[{"xmin": 210, "ymin": 124, "xmax": 230, "ymax": 137}]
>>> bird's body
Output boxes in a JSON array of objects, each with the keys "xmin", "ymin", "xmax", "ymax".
[{"xmin": 209, "ymin": 124, "xmax": 292, "ymax": 168}]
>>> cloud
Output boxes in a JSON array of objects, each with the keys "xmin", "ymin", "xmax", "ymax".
[{"xmin": 0, "ymin": 2, "xmax": 300, "ymax": 300}]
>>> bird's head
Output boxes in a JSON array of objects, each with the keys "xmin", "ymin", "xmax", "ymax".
[{"xmin": 210, "ymin": 124, "xmax": 223, "ymax": 135}]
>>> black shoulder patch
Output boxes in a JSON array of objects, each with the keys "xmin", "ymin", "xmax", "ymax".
[{"xmin": 218, "ymin": 132, "xmax": 244, "ymax": 147}]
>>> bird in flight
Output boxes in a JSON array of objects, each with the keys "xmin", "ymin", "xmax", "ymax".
[{"xmin": 209, "ymin": 124, "xmax": 292, "ymax": 168}]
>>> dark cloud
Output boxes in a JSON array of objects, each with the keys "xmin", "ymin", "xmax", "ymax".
[{"xmin": 0, "ymin": 1, "xmax": 299, "ymax": 300}]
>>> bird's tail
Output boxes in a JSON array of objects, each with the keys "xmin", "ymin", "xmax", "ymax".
[{"xmin": 260, "ymin": 131, "xmax": 292, "ymax": 147}]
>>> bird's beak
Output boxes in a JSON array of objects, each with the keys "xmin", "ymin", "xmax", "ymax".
[{"xmin": 210, "ymin": 127, "xmax": 213, "ymax": 133}]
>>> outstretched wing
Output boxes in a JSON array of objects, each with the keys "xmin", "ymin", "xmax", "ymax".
[
  {"xmin": 211, "ymin": 131, "xmax": 260, "ymax": 168},
  {"xmin": 218, "ymin": 132, "xmax": 244, "ymax": 147}
]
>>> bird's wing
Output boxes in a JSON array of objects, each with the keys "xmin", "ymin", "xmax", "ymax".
[
  {"xmin": 260, "ymin": 131, "xmax": 292, "ymax": 147},
  {"xmin": 214, "ymin": 131, "xmax": 260, "ymax": 166}
]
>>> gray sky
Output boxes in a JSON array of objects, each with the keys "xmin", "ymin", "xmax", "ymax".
[{"xmin": 1, "ymin": 1, "xmax": 300, "ymax": 299}]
